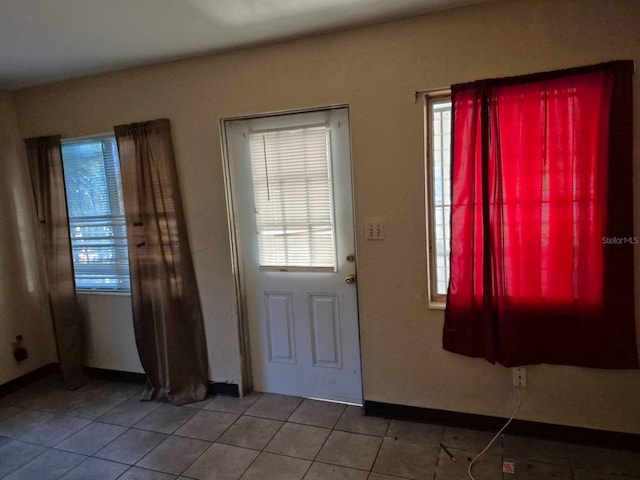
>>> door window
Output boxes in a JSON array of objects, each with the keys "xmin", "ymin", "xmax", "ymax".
[{"xmin": 249, "ymin": 125, "xmax": 336, "ymax": 271}]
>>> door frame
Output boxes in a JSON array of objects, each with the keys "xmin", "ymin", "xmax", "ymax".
[{"xmin": 220, "ymin": 104, "xmax": 362, "ymax": 399}]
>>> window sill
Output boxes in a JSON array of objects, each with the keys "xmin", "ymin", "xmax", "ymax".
[{"xmin": 429, "ymin": 300, "xmax": 446, "ymax": 310}]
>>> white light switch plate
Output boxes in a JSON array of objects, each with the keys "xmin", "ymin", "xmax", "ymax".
[{"xmin": 365, "ymin": 222, "xmax": 384, "ymax": 240}]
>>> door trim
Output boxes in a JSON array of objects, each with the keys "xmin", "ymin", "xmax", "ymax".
[{"xmin": 220, "ymin": 105, "xmax": 362, "ymax": 400}]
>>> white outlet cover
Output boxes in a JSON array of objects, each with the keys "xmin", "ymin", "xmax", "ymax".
[
  {"xmin": 365, "ymin": 222, "xmax": 384, "ymax": 240},
  {"xmin": 512, "ymin": 367, "xmax": 526, "ymax": 387}
]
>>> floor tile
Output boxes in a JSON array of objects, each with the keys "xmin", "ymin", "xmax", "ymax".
[
  {"xmin": 183, "ymin": 442, "xmax": 259, "ymax": 480},
  {"xmin": 55, "ymin": 421, "xmax": 127, "ymax": 455},
  {"xmin": 18, "ymin": 414, "xmax": 90, "ymax": 446},
  {"xmin": 182, "ymin": 396, "xmax": 212, "ymax": 409},
  {"xmin": 203, "ymin": 393, "xmax": 261, "ymax": 414},
  {"xmin": 81, "ymin": 380, "xmax": 144, "ymax": 399},
  {"xmin": 0, "ymin": 408, "xmax": 56, "ymax": 438},
  {"xmin": 317, "ymin": 430, "xmax": 382, "ymax": 470},
  {"xmin": 502, "ymin": 434, "xmax": 569, "ymax": 465},
  {"xmin": 97, "ymin": 398, "xmax": 162, "ymax": 426},
  {"xmin": 441, "ymin": 427, "xmax": 501, "ymax": 455},
  {"xmin": 5, "ymin": 377, "xmax": 638, "ymax": 480},
  {"xmin": 59, "ymin": 457, "xmax": 129, "ymax": 480},
  {"xmin": 95, "ymin": 428, "xmax": 168, "ymax": 464},
  {"xmin": 367, "ymin": 474, "xmax": 406, "ymax": 480},
  {"xmin": 174, "ymin": 410, "xmax": 238, "ymax": 441},
  {"xmin": 66, "ymin": 394, "xmax": 127, "ymax": 420},
  {"xmin": 240, "ymin": 452, "xmax": 310, "ymax": 480},
  {"xmin": 567, "ymin": 444, "xmax": 640, "ymax": 477},
  {"xmin": 0, "ymin": 439, "xmax": 47, "ymax": 477},
  {"xmin": 304, "ymin": 462, "xmax": 368, "ymax": 479},
  {"xmin": 334, "ymin": 406, "xmax": 389, "ymax": 437},
  {"xmin": 0, "ymin": 405, "xmax": 23, "ymax": 421},
  {"xmin": 386, "ymin": 419, "xmax": 443, "ymax": 446},
  {"xmin": 136, "ymin": 435, "xmax": 211, "ymax": 475},
  {"xmin": 134, "ymin": 404, "xmax": 195, "ymax": 434},
  {"xmin": 372, "ymin": 438, "xmax": 439, "ymax": 480},
  {"xmin": 1, "ymin": 377, "xmax": 62, "ymax": 406},
  {"xmin": 12, "ymin": 387, "xmax": 80, "ymax": 413},
  {"xmin": 218, "ymin": 415, "xmax": 283, "ymax": 450},
  {"xmin": 245, "ymin": 393, "xmax": 302, "ymax": 420},
  {"xmin": 3, "ymin": 448, "xmax": 86, "ymax": 480},
  {"xmin": 118, "ymin": 466, "xmax": 178, "ymax": 479},
  {"xmin": 573, "ymin": 469, "xmax": 640, "ymax": 480},
  {"xmin": 504, "ymin": 459, "xmax": 572, "ymax": 479},
  {"xmin": 434, "ymin": 446, "xmax": 502, "ymax": 480},
  {"xmin": 265, "ymin": 422, "xmax": 331, "ymax": 460},
  {"xmin": 289, "ymin": 399, "xmax": 346, "ymax": 429}
]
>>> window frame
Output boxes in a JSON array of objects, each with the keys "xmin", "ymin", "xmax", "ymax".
[
  {"xmin": 424, "ymin": 91, "xmax": 452, "ymax": 306},
  {"xmin": 61, "ymin": 133, "xmax": 131, "ymax": 293}
]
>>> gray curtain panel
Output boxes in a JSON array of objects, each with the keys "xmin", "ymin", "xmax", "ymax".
[
  {"xmin": 24, "ymin": 135, "xmax": 87, "ymax": 389},
  {"xmin": 114, "ymin": 119, "xmax": 209, "ymax": 405}
]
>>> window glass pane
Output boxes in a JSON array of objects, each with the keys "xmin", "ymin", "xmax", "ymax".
[
  {"xmin": 62, "ymin": 136, "xmax": 130, "ymax": 291},
  {"xmin": 249, "ymin": 125, "xmax": 336, "ymax": 269},
  {"xmin": 430, "ymin": 100, "xmax": 452, "ymax": 296}
]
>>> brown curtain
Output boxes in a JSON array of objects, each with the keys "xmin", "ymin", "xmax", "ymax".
[
  {"xmin": 25, "ymin": 135, "xmax": 87, "ymax": 389},
  {"xmin": 114, "ymin": 119, "xmax": 209, "ymax": 405}
]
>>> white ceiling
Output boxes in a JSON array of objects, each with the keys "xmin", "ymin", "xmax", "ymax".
[{"xmin": 0, "ymin": 0, "xmax": 486, "ymax": 90}]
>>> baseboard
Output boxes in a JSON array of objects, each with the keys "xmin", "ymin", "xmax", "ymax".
[
  {"xmin": 87, "ymin": 367, "xmax": 239, "ymax": 397},
  {"xmin": 0, "ymin": 363, "xmax": 60, "ymax": 398},
  {"xmin": 87, "ymin": 367, "xmax": 146, "ymax": 384},
  {"xmin": 209, "ymin": 382, "xmax": 240, "ymax": 397},
  {"xmin": 364, "ymin": 400, "xmax": 640, "ymax": 452}
]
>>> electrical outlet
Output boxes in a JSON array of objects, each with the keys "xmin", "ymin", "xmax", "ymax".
[
  {"xmin": 512, "ymin": 367, "xmax": 526, "ymax": 387},
  {"xmin": 503, "ymin": 461, "xmax": 515, "ymax": 474},
  {"xmin": 365, "ymin": 222, "xmax": 384, "ymax": 240}
]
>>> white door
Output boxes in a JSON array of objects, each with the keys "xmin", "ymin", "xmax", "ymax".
[{"xmin": 225, "ymin": 108, "xmax": 361, "ymax": 404}]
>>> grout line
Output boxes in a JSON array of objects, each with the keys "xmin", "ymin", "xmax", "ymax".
[
  {"xmin": 310, "ymin": 422, "xmax": 333, "ymax": 464},
  {"xmin": 367, "ymin": 417, "xmax": 393, "ymax": 476}
]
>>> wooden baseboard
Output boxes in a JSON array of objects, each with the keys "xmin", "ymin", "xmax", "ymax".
[
  {"xmin": 0, "ymin": 363, "xmax": 60, "ymax": 398},
  {"xmin": 364, "ymin": 400, "xmax": 640, "ymax": 452}
]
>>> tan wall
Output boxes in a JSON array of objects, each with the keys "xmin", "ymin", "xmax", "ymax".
[
  {"xmin": 77, "ymin": 293, "xmax": 143, "ymax": 374},
  {"xmin": 0, "ymin": 92, "xmax": 56, "ymax": 384},
  {"xmin": 12, "ymin": 0, "xmax": 640, "ymax": 432}
]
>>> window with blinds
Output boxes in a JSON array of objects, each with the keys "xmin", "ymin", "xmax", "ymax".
[
  {"xmin": 249, "ymin": 125, "xmax": 336, "ymax": 270},
  {"xmin": 61, "ymin": 135, "xmax": 130, "ymax": 291},
  {"xmin": 426, "ymin": 95, "xmax": 452, "ymax": 301}
]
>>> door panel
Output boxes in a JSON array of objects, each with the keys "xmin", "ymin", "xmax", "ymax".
[
  {"xmin": 265, "ymin": 292, "xmax": 296, "ymax": 364},
  {"xmin": 225, "ymin": 107, "xmax": 361, "ymax": 404},
  {"xmin": 310, "ymin": 294, "xmax": 341, "ymax": 368}
]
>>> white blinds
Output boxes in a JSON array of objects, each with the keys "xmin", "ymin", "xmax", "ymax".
[
  {"xmin": 249, "ymin": 125, "xmax": 336, "ymax": 270},
  {"xmin": 61, "ymin": 136, "xmax": 130, "ymax": 291}
]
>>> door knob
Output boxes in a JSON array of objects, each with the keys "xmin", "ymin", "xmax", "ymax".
[{"xmin": 345, "ymin": 274, "xmax": 356, "ymax": 285}]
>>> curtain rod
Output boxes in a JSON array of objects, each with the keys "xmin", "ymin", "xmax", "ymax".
[{"xmin": 415, "ymin": 62, "xmax": 637, "ymax": 104}]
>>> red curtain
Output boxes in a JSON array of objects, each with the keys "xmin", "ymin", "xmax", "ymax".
[{"xmin": 443, "ymin": 61, "xmax": 638, "ymax": 369}]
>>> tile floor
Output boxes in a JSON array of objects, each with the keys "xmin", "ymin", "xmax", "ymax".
[{"xmin": 0, "ymin": 375, "xmax": 638, "ymax": 479}]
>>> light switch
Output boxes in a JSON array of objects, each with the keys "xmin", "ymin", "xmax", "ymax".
[{"xmin": 365, "ymin": 222, "xmax": 384, "ymax": 240}]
